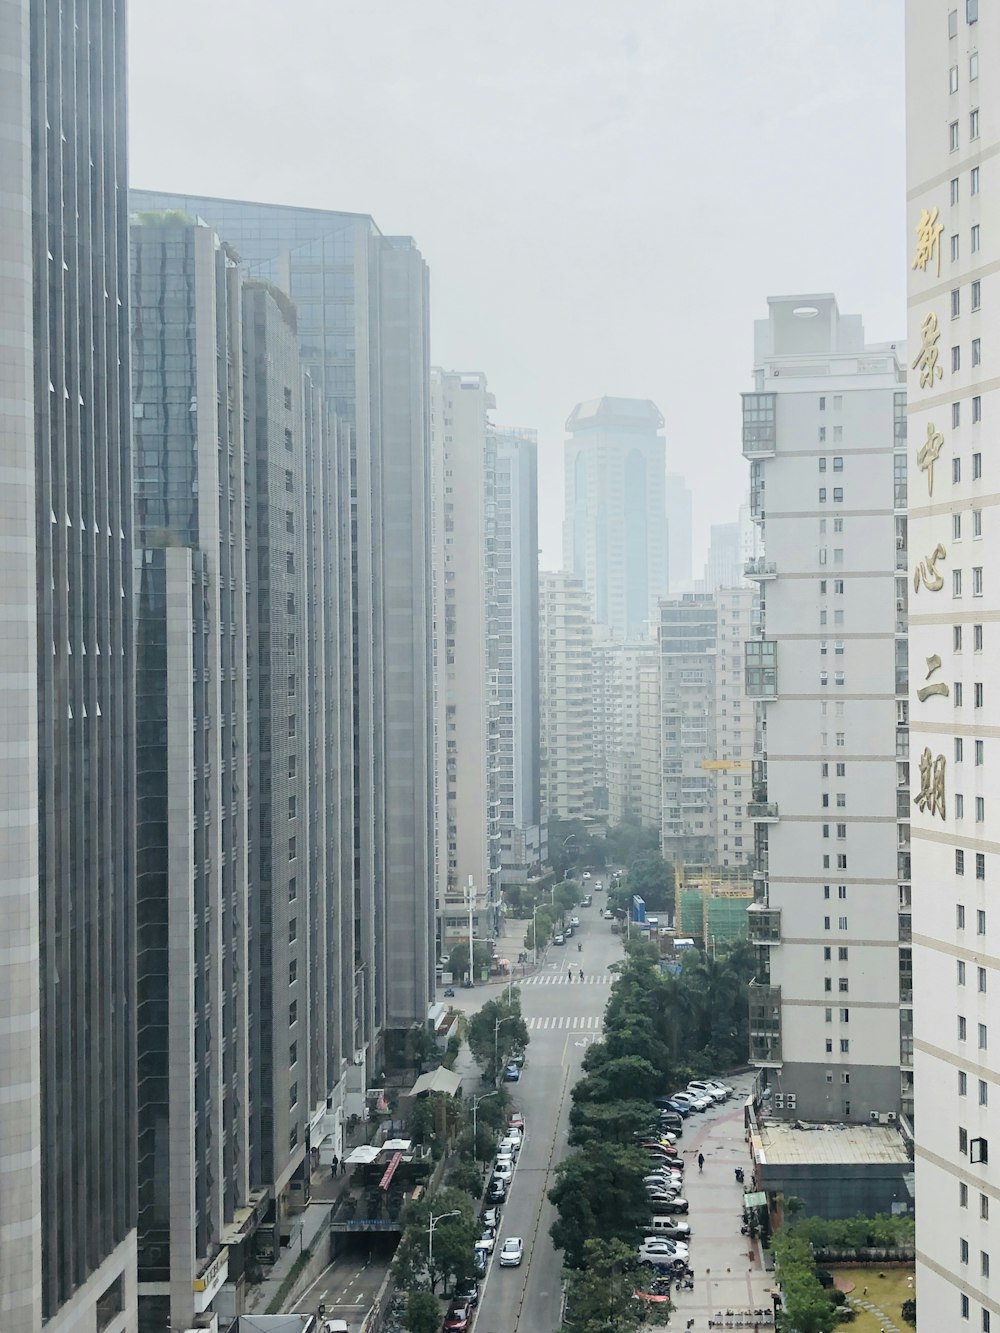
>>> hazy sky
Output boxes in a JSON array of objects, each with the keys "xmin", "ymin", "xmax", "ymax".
[{"xmin": 128, "ymin": 0, "xmax": 905, "ymax": 571}]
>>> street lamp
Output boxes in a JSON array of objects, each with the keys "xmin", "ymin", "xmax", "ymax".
[
  {"xmin": 470, "ymin": 1090, "xmax": 499, "ymax": 1170},
  {"xmin": 494, "ymin": 1014, "xmax": 518, "ymax": 1085},
  {"xmin": 428, "ymin": 1208, "xmax": 462, "ymax": 1279}
]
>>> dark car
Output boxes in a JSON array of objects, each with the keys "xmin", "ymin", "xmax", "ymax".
[
  {"xmin": 456, "ymin": 1280, "xmax": 480, "ymax": 1308},
  {"xmin": 443, "ymin": 1304, "xmax": 472, "ymax": 1331},
  {"xmin": 657, "ymin": 1196, "xmax": 689, "ymax": 1214},
  {"xmin": 503, "ymin": 1063, "xmax": 520, "ymax": 1082},
  {"xmin": 658, "ymin": 1111, "xmax": 684, "ymax": 1133},
  {"xmin": 473, "ymin": 1247, "xmax": 488, "ymax": 1277},
  {"xmin": 487, "ymin": 1177, "xmax": 507, "ymax": 1202}
]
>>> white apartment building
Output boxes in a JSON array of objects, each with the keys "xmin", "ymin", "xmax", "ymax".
[
  {"xmin": 539, "ymin": 572, "xmax": 594, "ymax": 820},
  {"xmin": 593, "ymin": 639, "xmax": 661, "ymax": 828},
  {"xmin": 430, "ymin": 371, "xmax": 500, "ymax": 948},
  {"xmin": 744, "ymin": 295, "xmax": 910, "ymax": 1126},
  {"xmin": 907, "ymin": 5, "xmax": 999, "ymax": 1327},
  {"xmin": 715, "ymin": 587, "xmax": 756, "ymax": 870}
]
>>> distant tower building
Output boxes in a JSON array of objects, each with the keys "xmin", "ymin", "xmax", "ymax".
[
  {"xmin": 659, "ymin": 595, "xmax": 719, "ymax": 865},
  {"xmin": 593, "ymin": 640, "xmax": 662, "ymax": 827},
  {"xmin": 493, "ymin": 428, "xmax": 543, "ymax": 882},
  {"xmin": 430, "ymin": 371, "xmax": 500, "ymax": 949},
  {"xmin": 539, "ymin": 573, "xmax": 594, "ymax": 819},
  {"xmin": 743, "ymin": 294, "xmax": 907, "ymax": 1125},
  {"xmin": 713, "ymin": 587, "xmax": 756, "ymax": 868},
  {"xmin": 666, "ymin": 473, "xmax": 694, "ymax": 594},
  {"xmin": 563, "ymin": 397, "xmax": 667, "ymax": 638},
  {"xmin": 704, "ymin": 522, "xmax": 742, "ymax": 591}
]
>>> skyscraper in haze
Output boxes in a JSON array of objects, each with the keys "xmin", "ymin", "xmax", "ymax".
[
  {"xmin": 563, "ymin": 397, "xmax": 667, "ymax": 638},
  {"xmin": 0, "ymin": 1, "xmax": 136, "ymax": 1325},
  {"xmin": 666, "ymin": 473, "xmax": 694, "ymax": 594}
]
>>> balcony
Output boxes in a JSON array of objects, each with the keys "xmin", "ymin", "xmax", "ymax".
[
  {"xmin": 748, "ymin": 801, "xmax": 779, "ymax": 822},
  {"xmin": 745, "ymin": 558, "xmax": 777, "ymax": 581},
  {"xmin": 742, "ymin": 393, "xmax": 777, "ymax": 459},
  {"xmin": 748, "ymin": 981, "xmax": 783, "ymax": 1066},
  {"xmin": 745, "ymin": 640, "xmax": 778, "ymax": 701},
  {"xmin": 747, "ymin": 905, "xmax": 782, "ymax": 945}
]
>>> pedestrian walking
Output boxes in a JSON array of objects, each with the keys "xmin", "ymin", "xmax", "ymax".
[
  {"xmin": 698, "ymin": 1152, "xmax": 705, "ymax": 1172},
  {"xmin": 579, "ymin": 969, "xmax": 584, "ymax": 980},
  {"xmin": 331, "ymin": 1154, "xmax": 338, "ymax": 1177},
  {"xmin": 340, "ymin": 1157, "xmax": 347, "ymax": 1175}
]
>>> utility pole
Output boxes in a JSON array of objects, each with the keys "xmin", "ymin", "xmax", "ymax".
[{"xmin": 428, "ymin": 1209, "xmax": 461, "ymax": 1284}]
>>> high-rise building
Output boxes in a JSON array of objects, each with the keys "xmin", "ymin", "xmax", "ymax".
[
  {"xmin": 714, "ymin": 587, "xmax": 756, "ymax": 869},
  {"xmin": 659, "ymin": 595, "xmax": 719, "ymax": 866},
  {"xmin": 0, "ymin": 2, "xmax": 137, "ymax": 1326},
  {"xmin": 593, "ymin": 640, "xmax": 661, "ymax": 828},
  {"xmin": 129, "ymin": 190, "xmax": 435, "ymax": 1067},
  {"xmin": 704, "ymin": 522, "xmax": 742, "ymax": 592},
  {"xmin": 563, "ymin": 397, "xmax": 667, "ymax": 639},
  {"xmin": 666, "ymin": 473, "xmax": 694, "ymax": 594},
  {"xmin": 907, "ymin": 5, "xmax": 996, "ymax": 1326},
  {"xmin": 743, "ymin": 295, "xmax": 909, "ymax": 1126},
  {"xmin": 430, "ymin": 371, "xmax": 500, "ymax": 949},
  {"xmin": 493, "ymin": 429, "xmax": 543, "ymax": 883},
  {"xmin": 131, "ymin": 217, "xmax": 252, "ymax": 1331},
  {"xmin": 539, "ymin": 573, "xmax": 594, "ymax": 820}
]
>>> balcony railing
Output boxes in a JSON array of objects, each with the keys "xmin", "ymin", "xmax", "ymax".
[
  {"xmin": 748, "ymin": 801, "xmax": 779, "ymax": 822},
  {"xmin": 745, "ymin": 558, "xmax": 777, "ymax": 581},
  {"xmin": 747, "ymin": 905, "xmax": 782, "ymax": 944}
]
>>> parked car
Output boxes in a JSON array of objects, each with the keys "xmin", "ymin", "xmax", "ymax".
[
  {"xmin": 499, "ymin": 1134, "xmax": 520, "ymax": 1157},
  {"xmin": 493, "ymin": 1156, "xmax": 514, "ymax": 1182},
  {"xmin": 638, "ymin": 1238, "xmax": 689, "ymax": 1263},
  {"xmin": 655, "ymin": 1196, "xmax": 689, "ymax": 1214},
  {"xmin": 688, "ymin": 1080, "xmax": 726, "ymax": 1104},
  {"xmin": 444, "ymin": 1303, "xmax": 472, "ymax": 1331},
  {"xmin": 570, "ymin": 916, "xmax": 580, "ymax": 927},
  {"xmin": 508, "ymin": 1111, "xmax": 525, "ymax": 1131},
  {"xmin": 473, "ymin": 1245, "xmax": 489, "ymax": 1276},
  {"xmin": 503, "ymin": 1062, "xmax": 520, "ymax": 1082},
  {"xmin": 553, "ymin": 933, "xmax": 565, "ymax": 946},
  {"xmin": 480, "ymin": 1206, "xmax": 501, "ymax": 1230},
  {"xmin": 478, "ymin": 1228, "xmax": 496, "ymax": 1252},
  {"xmin": 603, "ymin": 910, "xmax": 613, "ymax": 920},
  {"xmin": 582, "ymin": 871, "xmax": 592, "ymax": 880},
  {"xmin": 456, "ymin": 1280, "xmax": 480, "ymax": 1308},
  {"xmin": 669, "ymin": 1092, "xmax": 701, "ymax": 1113},
  {"xmin": 658, "ymin": 1112, "xmax": 685, "ymax": 1133},
  {"xmin": 653, "ymin": 1096, "xmax": 689, "ymax": 1117},
  {"xmin": 499, "ymin": 1236, "xmax": 524, "ymax": 1267},
  {"xmin": 581, "ymin": 895, "xmax": 592, "ymax": 906},
  {"xmin": 645, "ymin": 1218, "xmax": 692, "ymax": 1240},
  {"xmin": 703, "ymin": 1078, "xmax": 735, "ymax": 1099},
  {"xmin": 487, "ymin": 1177, "xmax": 507, "ymax": 1202}
]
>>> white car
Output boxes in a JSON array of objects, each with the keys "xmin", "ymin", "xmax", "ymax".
[
  {"xmin": 638, "ymin": 1239, "xmax": 689, "ymax": 1264},
  {"xmin": 499, "ymin": 1236, "xmax": 524, "ymax": 1267},
  {"xmin": 478, "ymin": 1229, "xmax": 496, "ymax": 1252},
  {"xmin": 570, "ymin": 916, "xmax": 580, "ymax": 928},
  {"xmin": 688, "ymin": 1080, "xmax": 726, "ymax": 1104},
  {"xmin": 582, "ymin": 871, "xmax": 592, "ymax": 880},
  {"xmin": 603, "ymin": 910, "xmax": 613, "ymax": 920},
  {"xmin": 499, "ymin": 1135, "xmax": 520, "ymax": 1157},
  {"xmin": 553, "ymin": 933, "xmax": 565, "ymax": 946},
  {"xmin": 704, "ymin": 1078, "xmax": 735, "ymax": 1099},
  {"xmin": 493, "ymin": 1156, "xmax": 514, "ymax": 1182}
]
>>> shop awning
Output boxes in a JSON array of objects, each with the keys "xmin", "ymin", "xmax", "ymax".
[{"xmin": 744, "ymin": 1190, "xmax": 768, "ymax": 1208}]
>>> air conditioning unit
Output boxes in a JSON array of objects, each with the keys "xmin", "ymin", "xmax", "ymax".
[
  {"xmin": 870, "ymin": 1110, "xmax": 880, "ymax": 1122},
  {"xmin": 785, "ymin": 1094, "xmax": 797, "ymax": 1109},
  {"xmin": 774, "ymin": 1093, "xmax": 785, "ymax": 1110},
  {"xmin": 886, "ymin": 1112, "xmax": 898, "ymax": 1124}
]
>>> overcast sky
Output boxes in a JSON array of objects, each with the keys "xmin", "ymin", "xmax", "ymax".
[{"xmin": 128, "ymin": 0, "xmax": 905, "ymax": 572}]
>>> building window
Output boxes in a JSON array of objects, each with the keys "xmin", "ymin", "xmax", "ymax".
[
  {"xmin": 961, "ymin": 1070, "xmax": 969, "ymax": 1094},
  {"xmin": 982, "ymin": 1193, "xmax": 990, "ymax": 1220},
  {"xmin": 839, "ymin": 978, "xmax": 849, "ymax": 993},
  {"xmin": 961, "ymin": 1126, "xmax": 970, "ymax": 1155},
  {"xmin": 974, "ymin": 509, "xmax": 983, "ymax": 537},
  {"xmin": 957, "ymin": 737, "xmax": 965, "ymax": 762},
  {"xmin": 950, "ymin": 63, "xmax": 960, "ymax": 92},
  {"xmin": 973, "ymin": 394, "xmax": 982, "ymax": 423},
  {"xmin": 952, "ymin": 176, "xmax": 961, "ymax": 205},
  {"xmin": 836, "ymin": 763, "xmax": 846, "ymax": 777},
  {"xmin": 959, "ymin": 959, "xmax": 967, "ymax": 983},
  {"xmin": 979, "ymin": 968, "xmax": 988, "ymax": 994},
  {"xmin": 972, "ymin": 165, "xmax": 980, "ymax": 194},
  {"xmin": 949, "ymin": 7, "xmax": 959, "ymax": 35},
  {"xmin": 978, "ymin": 909, "xmax": 987, "ymax": 935},
  {"xmin": 960, "ymin": 1015, "xmax": 969, "ymax": 1040},
  {"xmin": 833, "ymin": 488, "xmax": 843, "ymax": 503},
  {"xmin": 957, "ymin": 849, "xmax": 966, "ymax": 875},
  {"xmin": 289, "ymin": 1000, "xmax": 298, "ymax": 1026},
  {"xmin": 971, "ymin": 108, "xmax": 980, "ymax": 139},
  {"xmin": 288, "ymin": 875, "xmax": 297, "ymax": 901},
  {"xmin": 951, "ymin": 120, "xmax": 961, "ymax": 151},
  {"xmin": 958, "ymin": 904, "xmax": 966, "ymax": 928},
  {"xmin": 952, "ymin": 233, "xmax": 961, "ymax": 262},
  {"xmin": 954, "ymin": 457, "xmax": 963, "ymax": 483},
  {"xmin": 833, "ymin": 455, "xmax": 843, "ymax": 471},
  {"xmin": 975, "ymin": 623, "xmax": 984, "ymax": 650},
  {"xmin": 963, "ymin": 1238, "xmax": 972, "ymax": 1264},
  {"xmin": 973, "ymin": 452, "xmax": 982, "ymax": 479},
  {"xmin": 955, "ymin": 625, "xmax": 964, "ymax": 651},
  {"xmin": 839, "ymin": 946, "xmax": 849, "ymax": 960},
  {"xmin": 972, "ymin": 336, "xmax": 982, "ymax": 365},
  {"xmin": 981, "ymin": 1024, "xmax": 989, "ymax": 1050},
  {"xmin": 819, "ymin": 488, "xmax": 826, "ymax": 503},
  {"xmin": 972, "ymin": 225, "xmax": 981, "ymax": 254},
  {"xmin": 976, "ymin": 682, "xmax": 985, "ymax": 708},
  {"xmin": 957, "ymin": 794, "xmax": 965, "ymax": 818},
  {"xmin": 834, "ymin": 579, "xmax": 844, "ymax": 594},
  {"xmin": 974, "ymin": 566, "xmax": 983, "ymax": 596},
  {"xmin": 962, "ymin": 1182, "xmax": 970, "ymax": 1207},
  {"xmin": 838, "ymin": 915, "xmax": 848, "ymax": 930},
  {"xmin": 954, "ymin": 570, "xmax": 963, "ymax": 597},
  {"xmin": 955, "ymin": 512, "xmax": 963, "ymax": 541},
  {"xmin": 970, "ymin": 50, "xmax": 979, "ymax": 78},
  {"xmin": 968, "ymin": 0, "xmax": 978, "ymax": 22},
  {"xmin": 840, "ymin": 1039, "xmax": 849, "ymax": 1054},
  {"xmin": 956, "ymin": 682, "xmax": 964, "ymax": 705},
  {"xmin": 953, "ymin": 401, "xmax": 962, "ymax": 428},
  {"xmin": 289, "ymin": 957, "xmax": 297, "ymax": 984},
  {"xmin": 972, "ymin": 280, "xmax": 981, "ymax": 311},
  {"xmin": 953, "ymin": 345, "xmax": 962, "ymax": 372},
  {"xmin": 977, "ymin": 852, "xmax": 986, "ymax": 878},
  {"xmin": 961, "ymin": 1293, "xmax": 969, "ymax": 1319},
  {"xmin": 952, "ymin": 288, "xmax": 962, "ymax": 318}
]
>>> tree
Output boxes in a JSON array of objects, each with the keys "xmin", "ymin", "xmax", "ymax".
[
  {"xmin": 552, "ymin": 880, "xmax": 580, "ymax": 920},
  {"xmin": 405, "ymin": 1024, "xmax": 440, "ymax": 1069},
  {"xmin": 524, "ymin": 909, "xmax": 555, "ymax": 952},
  {"xmin": 548, "ymin": 1145, "xmax": 651, "ymax": 1268},
  {"xmin": 623, "ymin": 851, "xmax": 674, "ymax": 913},
  {"xmin": 568, "ymin": 1099, "xmax": 661, "ymax": 1147},
  {"xmin": 771, "ymin": 1232, "xmax": 837, "ymax": 1333},
  {"xmin": 447, "ymin": 1158, "xmax": 487, "ymax": 1197},
  {"xmin": 561, "ymin": 1238, "xmax": 668, "ymax": 1333},
  {"xmin": 393, "ymin": 1189, "xmax": 479, "ymax": 1294},
  {"xmin": 571, "ymin": 1055, "xmax": 661, "ymax": 1106},
  {"xmin": 467, "ymin": 997, "xmax": 529, "ymax": 1084},
  {"xmin": 446, "ymin": 940, "xmax": 493, "ymax": 980},
  {"xmin": 405, "ymin": 1291, "xmax": 441, "ymax": 1333}
]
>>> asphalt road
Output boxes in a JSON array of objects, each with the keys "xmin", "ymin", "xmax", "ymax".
[{"xmin": 473, "ymin": 903, "xmax": 624, "ymax": 1333}]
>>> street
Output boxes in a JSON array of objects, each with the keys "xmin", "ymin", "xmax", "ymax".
[{"xmin": 472, "ymin": 907, "xmax": 622, "ymax": 1333}]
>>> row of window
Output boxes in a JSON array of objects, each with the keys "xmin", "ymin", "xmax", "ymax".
[
  {"xmin": 949, "ymin": 166, "xmax": 981, "ymax": 207},
  {"xmin": 955, "ymin": 737, "xmax": 987, "ymax": 763},
  {"xmin": 821, "ymin": 793, "xmax": 848, "ymax": 808},
  {"xmin": 952, "ymin": 681, "xmax": 987, "ymax": 706},
  {"xmin": 819, "ymin": 672, "xmax": 847, "ymax": 686},
  {"xmin": 949, "ymin": 337, "xmax": 983, "ymax": 372},
  {"xmin": 818, "ymin": 488, "xmax": 845, "ymax": 503},
  {"xmin": 955, "ymin": 794, "xmax": 987, "ymax": 821},
  {"xmin": 958, "ymin": 1183, "xmax": 990, "ymax": 1220},
  {"xmin": 947, "ymin": 1, "xmax": 979, "ymax": 38},
  {"xmin": 953, "ymin": 453, "xmax": 984, "ymax": 483},
  {"xmin": 949, "ymin": 109, "xmax": 982, "ymax": 152},
  {"xmin": 956, "ymin": 905, "xmax": 988, "ymax": 932},
  {"xmin": 952, "ymin": 509, "xmax": 984, "ymax": 538},
  {"xmin": 950, "ymin": 282, "xmax": 982, "ymax": 320},
  {"xmin": 823, "ymin": 977, "xmax": 851, "ymax": 993},
  {"xmin": 957, "ymin": 1016, "xmax": 989, "ymax": 1048},
  {"xmin": 957, "ymin": 961, "xmax": 988, "ymax": 991}
]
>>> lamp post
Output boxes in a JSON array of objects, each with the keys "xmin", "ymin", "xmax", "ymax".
[
  {"xmin": 494, "ymin": 1014, "xmax": 517, "ymax": 1086},
  {"xmin": 532, "ymin": 902, "xmax": 540, "ymax": 966},
  {"xmin": 471, "ymin": 1090, "xmax": 499, "ymax": 1171},
  {"xmin": 428, "ymin": 1208, "xmax": 462, "ymax": 1282}
]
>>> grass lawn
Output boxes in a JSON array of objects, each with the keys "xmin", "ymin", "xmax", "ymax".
[{"xmin": 831, "ymin": 1267, "xmax": 915, "ymax": 1331}]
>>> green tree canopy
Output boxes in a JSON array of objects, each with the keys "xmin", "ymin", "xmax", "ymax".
[
  {"xmin": 467, "ymin": 996, "xmax": 529, "ymax": 1084},
  {"xmin": 392, "ymin": 1188, "xmax": 479, "ymax": 1294},
  {"xmin": 622, "ymin": 851, "xmax": 675, "ymax": 913},
  {"xmin": 548, "ymin": 1145, "xmax": 650, "ymax": 1268},
  {"xmin": 568, "ymin": 1099, "xmax": 661, "ymax": 1147},
  {"xmin": 446, "ymin": 940, "xmax": 493, "ymax": 980},
  {"xmin": 404, "ymin": 1290, "xmax": 441, "ymax": 1333},
  {"xmin": 571, "ymin": 1055, "xmax": 661, "ymax": 1106},
  {"xmin": 561, "ymin": 1238, "xmax": 669, "ymax": 1333}
]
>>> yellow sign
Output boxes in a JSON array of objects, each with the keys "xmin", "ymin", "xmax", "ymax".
[
  {"xmin": 193, "ymin": 1246, "xmax": 229, "ymax": 1292},
  {"xmin": 911, "ymin": 312, "xmax": 943, "ymax": 389},
  {"xmin": 913, "ymin": 747, "xmax": 946, "ymax": 820},
  {"xmin": 916, "ymin": 422, "xmax": 944, "ymax": 497},
  {"xmin": 916, "ymin": 653, "xmax": 950, "ymax": 702},
  {"xmin": 913, "ymin": 543, "xmax": 946, "ymax": 593},
  {"xmin": 912, "ymin": 207, "xmax": 944, "ymax": 277}
]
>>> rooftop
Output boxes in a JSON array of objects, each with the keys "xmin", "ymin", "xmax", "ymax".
[{"xmin": 756, "ymin": 1120, "xmax": 910, "ymax": 1167}]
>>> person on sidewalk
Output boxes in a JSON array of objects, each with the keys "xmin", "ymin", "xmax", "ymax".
[
  {"xmin": 698, "ymin": 1152, "xmax": 705, "ymax": 1172},
  {"xmin": 331, "ymin": 1154, "xmax": 338, "ymax": 1177}
]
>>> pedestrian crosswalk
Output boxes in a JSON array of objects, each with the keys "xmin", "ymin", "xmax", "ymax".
[
  {"xmin": 525, "ymin": 1015, "xmax": 603, "ymax": 1031},
  {"xmin": 522, "ymin": 972, "xmax": 615, "ymax": 985}
]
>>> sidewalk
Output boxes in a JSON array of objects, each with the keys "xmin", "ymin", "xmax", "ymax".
[
  {"xmin": 667, "ymin": 1079, "xmax": 777, "ymax": 1331},
  {"xmin": 245, "ymin": 1196, "xmax": 335, "ymax": 1314}
]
